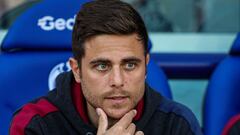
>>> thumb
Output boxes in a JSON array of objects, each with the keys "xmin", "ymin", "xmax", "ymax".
[{"xmin": 96, "ymin": 108, "xmax": 108, "ymax": 135}]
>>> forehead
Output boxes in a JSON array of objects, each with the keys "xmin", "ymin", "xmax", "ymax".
[{"xmin": 83, "ymin": 34, "xmax": 145, "ymax": 60}]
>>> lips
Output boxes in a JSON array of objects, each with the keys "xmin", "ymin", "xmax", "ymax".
[
  {"xmin": 105, "ymin": 96, "xmax": 129, "ymax": 104},
  {"xmin": 106, "ymin": 96, "xmax": 128, "ymax": 99}
]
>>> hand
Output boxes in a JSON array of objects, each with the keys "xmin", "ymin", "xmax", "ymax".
[{"xmin": 96, "ymin": 108, "xmax": 144, "ymax": 135}]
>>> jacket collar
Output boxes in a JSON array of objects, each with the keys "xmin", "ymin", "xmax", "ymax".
[
  {"xmin": 51, "ymin": 72, "xmax": 96, "ymax": 134},
  {"xmin": 135, "ymin": 84, "xmax": 163, "ymax": 130}
]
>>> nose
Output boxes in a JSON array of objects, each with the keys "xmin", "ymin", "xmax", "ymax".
[{"xmin": 109, "ymin": 66, "xmax": 124, "ymax": 88}]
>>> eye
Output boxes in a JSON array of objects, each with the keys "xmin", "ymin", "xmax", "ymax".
[
  {"xmin": 124, "ymin": 63, "xmax": 136, "ymax": 70},
  {"xmin": 95, "ymin": 63, "xmax": 109, "ymax": 71}
]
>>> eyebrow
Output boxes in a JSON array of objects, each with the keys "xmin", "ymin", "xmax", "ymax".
[
  {"xmin": 90, "ymin": 58, "xmax": 111, "ymax": 65},
  {"xmin": 121, "ymin": 57, "xmax": 142, "ymax": 63},
  {"xmin": 89, "ymin": 56, "xmax": 142, "ymax": 65}
]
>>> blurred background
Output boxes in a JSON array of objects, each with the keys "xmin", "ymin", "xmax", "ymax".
[
  {"xmin": 1, "ymin": 0, "xmax": 239, "ymax": 32},
  {"xmin": 0, "ymin": 0, "xmax": 239, "ymax": 134}
]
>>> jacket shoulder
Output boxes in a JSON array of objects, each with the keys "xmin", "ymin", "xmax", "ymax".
[
  {"xmin": 157, "ymin": 97, "xmax": 203, "ymax": 135},
  {"xmin": 10, "ymin": 98, "xmax": 58, "ymax": 135}
]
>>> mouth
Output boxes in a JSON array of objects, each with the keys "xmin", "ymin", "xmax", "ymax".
[{"xmin": 105, "ymin": 96, "xmax": 129, "ymax": 104}]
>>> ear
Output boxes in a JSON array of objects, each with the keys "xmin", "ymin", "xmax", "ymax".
[
  {"xmin": 69, "ymin": 57, "xmax": 81, "ymax": 83},
  {"xmin": 145, "ymin": 54, "xmax": 150, "ymax": 77},
  {"xmin": 146, "ymin": 53, "xmax": 150, "ymax": 65}
]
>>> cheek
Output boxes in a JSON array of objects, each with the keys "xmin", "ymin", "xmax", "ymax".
[
  {"xmin": 125, "ymin": 67, "xmax": 146, "ymax": 86},
  {"xmin": 80, "ymin": 79, "xmax": 104, "ymax": 108},
  {"xmin": 81, "ymin": 76, "xmax": 104, "ymax": 97},
  {"xmin": 81, "ymin": 67, "xmax": 108, "ymax": 90},
  {"xmin": 125, "ymin": 69, "xmax": 146, "ymax": 98},
  {"xmin": 80, "ymin": 71, "xmax": 109, "ymax": 105}
]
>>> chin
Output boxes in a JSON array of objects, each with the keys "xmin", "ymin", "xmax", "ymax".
[{"xmin": 105, "ymin": 107, "xmax": 131, "ymax": 119}]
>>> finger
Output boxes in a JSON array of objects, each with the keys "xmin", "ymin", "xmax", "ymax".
[
  {"xmin": 114, "ymin": 110, "xmax": 137, "ymax": 129},
  {"xmin": 135, "ymin": 131, "xmax": 144, "ymax": 135},
  {"xmin": 125, "ymin": 123, "xmax": 136, "ymax": 135},
  {"xmin": 96, "ymin": 108, "xmax": 108, "ymax": 135}
]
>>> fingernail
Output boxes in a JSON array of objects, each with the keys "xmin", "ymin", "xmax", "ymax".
[
  {"xmin": 133, "ymin": 109, "xmax": 137, "ymax": 115},
  {"xmin": 96, "ymin": 108, "xmax": 101, "ymax": 116}
]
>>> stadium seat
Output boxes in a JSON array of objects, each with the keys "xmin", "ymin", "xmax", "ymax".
[
  {"xmin": 0, "ymin": 0, "xmax": 172, "ymax": 135},
  {"xmin": 203, "ymin": 33, "xmax": 240, "ymax": 135}
]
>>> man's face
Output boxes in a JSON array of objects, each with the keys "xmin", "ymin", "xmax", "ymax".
[{"xmin": 71, "ymin": 34, "xmax": 149, "ymax": 119}]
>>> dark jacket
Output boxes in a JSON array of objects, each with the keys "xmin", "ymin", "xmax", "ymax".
[
  {"xmin": 10, "ymin": 72, "xmax": 202, "ymax": 135},
  {"xmin": 222, "ymin": 115, "xmax": 240, "ymax": 135},
  {"xmin": 226, "ymin": 120, "xmax": 240, "ymax": 135}
]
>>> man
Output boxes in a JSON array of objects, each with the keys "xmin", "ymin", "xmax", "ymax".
[{"xmin": 10, "ymin": 0, "xmax": 202, "ymax": 135}]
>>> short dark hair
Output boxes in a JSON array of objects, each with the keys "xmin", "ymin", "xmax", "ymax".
[{"xmin": 72, "ymin": 0, "xmax": 148, "ymax": 62}]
